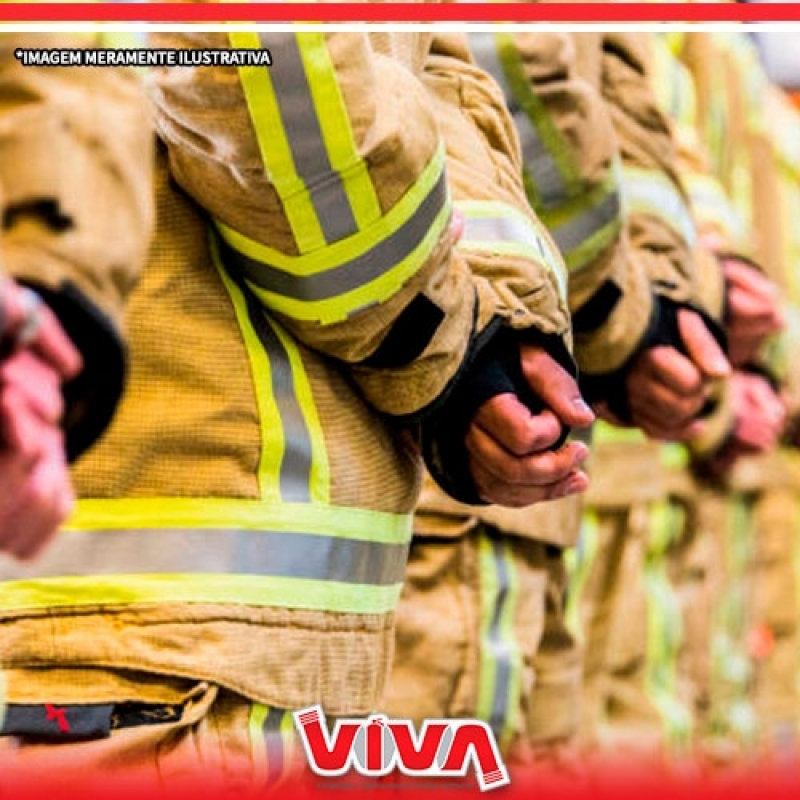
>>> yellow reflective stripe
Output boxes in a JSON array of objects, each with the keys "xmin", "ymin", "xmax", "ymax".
[
  {"xmin": 229, "ymin": 31, "xmax": 325, "ymax": 253},
  {"xmin": 215, "ymin": 146, "xmax": 450, "ymax": 324},
  {"xmin": 296, "ymin": 33, "xmax": 381, "ymax": 232},
  {"xmin": 456, "ymin": 200, "xmax": 567, "ymax": 302},
  {"xmin": 565, "ymin": 510, "xmax": 599, "ymax": 641},
  {"xmin": 0, "ymin": 575, "xmax": 403, "ymax": 615},
  {"xmin": 213, "ymin": 242, "xmax": 285, "ymax": 502},
  {"xmin": 622, "ymin": 166, "xmax": 697, "ymax": 247},
  {"xmin": 66, "ymin": 498, "xmax": 412, "ymax": 546},
  {"xmin": 476, "ymin": 531, "xmax": 522, "ymax": 750},
  {"xmin": 269, "ymin": 321, "xmax": 330, "ymax": 505},
  {"xmin": 249, "ymin": 704, "xmax": 270, "ymax": 787}
]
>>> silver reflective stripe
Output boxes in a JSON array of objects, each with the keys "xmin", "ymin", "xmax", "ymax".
[
  {"xmin": 262, "ymin": 33, "xmax": 357, "ymax": 243},
  {"xmin": 486, "ymin": 536, "xmax": 514, "ymax": 741},
  {"xmin": 218, "ymin": 170, "xmax": 448, "ymax": 301},
  {"xmin": 468, "ymin": 33, "xmax": 568, "ymax": 208},
  {"xmin": 0, "ymin": 528, "xmax": 410, "ymax": 586},
  {"xmin": 460, "ymin": 211, "xmax": 566, "ymax": 300},
  {"xmin": 462, "ymin": 214, "xmax": 547, "ymax": 252},
  {"xmin": 245, "ymin": 293, "xmax": 312, "ymax": 502},
  {"xmin": 550, "ymin": 190, "xmax": 622, "ymax": 257},
  {"xmin": 622, "ymin": 171, "xmax": 697, "ymax": 247}
]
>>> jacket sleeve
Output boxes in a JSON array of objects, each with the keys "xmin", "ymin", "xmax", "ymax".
[
  {"xmin": 0, "ymin": 33, "xmax": 153, "ymax": 459},
  {"xmin": 148, "ymin": 31, "xmax": 569, "ymax": 422},
  {"xmin": 416, "ymin": 33, "xmax": 574, "ymax": 504},
  {"xmin": 596, "ymin": 32, "xmax": 702, "ymax": 311},
  {"xmin": 467, "ymin": 30, "xmax": 653, "ymax": 378}
]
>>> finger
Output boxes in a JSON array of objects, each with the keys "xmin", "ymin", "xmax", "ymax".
[
  {"xmin": 628, "ymin": 377, "xmax": 705, "ymax": 429},
  {"xmin": 1, "ymin": 437, "xmax": 72, "ymax": 560},
  {"xmin": 0, "ymin": 387, "xmax": 49, "ymax": 463},
  {"xmin": 519, "ymin": 346, "xmax": 595, "ymax": 428},
  {"xmin": 723, "ymin": 260, "xmax": 779, "ymax": 299},
  {"xmin": 727, "ymin": 288, "xmax": 784, "ymax": 332},
  {"xmin": 633, "ymin": 347, "xmax": 703, "ymax": 396},
  {"xmin": 467, "ymin": 424, "xmax": 588, "ymax": 487},
  {"xmin": 473, "ymin": 394, "xmax": 563, "ymax": 456},
  {"xmin": 471, "ymin": 463, "xmax": 589, "ymax": 508},
  {"xmin": 677, "ymin": 310, "xmax": 730, "ymax": 379},
  {"xmin": 0, "ymin": 350, "xmax": 65, "ymax": 425},
  {"xmin": 30, "ymin": 305, "xmax": 83, "ymax": 380}
]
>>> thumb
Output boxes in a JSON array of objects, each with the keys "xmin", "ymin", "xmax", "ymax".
[
  {"xmin": 677, "ymin": 309, "xmax": 730, "ymax": 380},
  {"xmin": 519, "ymin": 345, "xmax": 595, "ymax": 428}
]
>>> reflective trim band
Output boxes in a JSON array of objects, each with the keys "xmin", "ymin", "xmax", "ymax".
[
  {"xmin": 213, "ymin": 245, "xmax": 330, "ymax": 505},
  {"xmin": 546, "ymin": 184, "xmax": 622, "ymax": 272},
  {"xmin": 214, "ymin": 147, "xmax": 450, "ymax": 324},
  {"xmin": 246, "ymin": 301, "xmax": 315, "ymax": 504},
  {"xmin": 622, "ymin": 167, "xmax": 697, "ymax": 247},
  {"xmin": 262, "ymin": 33, "xmax": 358, "ymax": 244},
  {"xmin": 476, "ymin": 531, "xmax": 522, "ymax": 750},
  {"xmin": 292, "ymin": 34, "xmax": 382, "ymax": 233},
  {"xmin": 683, "ymin": 173, "xmax": 747, "ymax": 246},
  {"xmin": 229, "ymin": 31, "xmax": 325, "ymax": 253},
  {"xmin": 229, "ymin": 33, "xmax": 382, "ymax": 251},
  {"xmin": 0, "ymin": 575, "xmax": 403, "ymax": 615},
  {"xmin": 0, "ymin": 502, "xmax": 411, "ymax": 614},
  {"xmin": 0, "ymin": 528, "xmax": 409, "ymax": 587},
  {"xmin": 456, "ymin": 200, "xmax": 567, "ymax": 302},
  {"xmin": 469, "ymin": 32, "xmax": 578, "ymax": 210},
  {"xmin": 67, "ymin": 498, "xmax": 411, "ymax": 545}
]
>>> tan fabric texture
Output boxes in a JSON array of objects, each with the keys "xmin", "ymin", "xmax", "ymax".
[
  {"xmin": 577, "ymin": 506, "xmax": 663, "ymax": 756},
  {"xmin": 383, "ymin": 522, "xmax": 581, "ymax": 760}
]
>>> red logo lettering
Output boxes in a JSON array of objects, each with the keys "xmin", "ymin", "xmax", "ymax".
[{"xmin": 294, "ymin": 706, "xmax": 510, "ymax": 792}]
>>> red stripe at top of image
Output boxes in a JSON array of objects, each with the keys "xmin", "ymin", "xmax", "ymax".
[{"xmin": 4, "ymin": 2, "xmax": 800, "ymax": 22}]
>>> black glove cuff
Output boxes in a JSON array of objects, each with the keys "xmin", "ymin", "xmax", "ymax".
[{"xmin": 31, "ymin": 281, "xmax": 127, "ymax": 463}]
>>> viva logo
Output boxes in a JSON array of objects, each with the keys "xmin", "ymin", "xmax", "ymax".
[{"xmin": 294, "ymin": 706, "xmax": 510, "ymax": 792}]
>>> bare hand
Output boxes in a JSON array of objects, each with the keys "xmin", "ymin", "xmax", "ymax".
[
  {"xmin": 614, "ymin": 308, "xmax": 730, "ymax": 441},
  {"xmin": 467, "ymin": 345, "xmax": 594, "ymax": 507}
]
